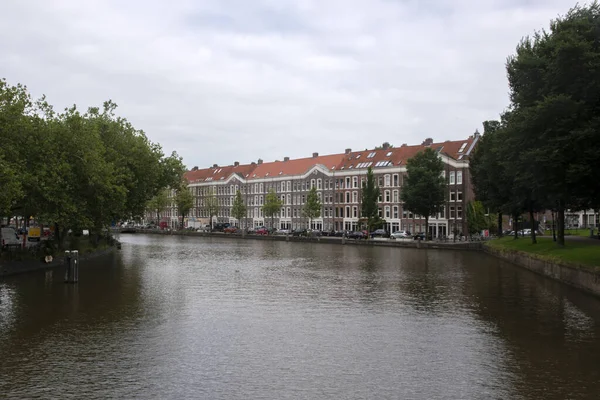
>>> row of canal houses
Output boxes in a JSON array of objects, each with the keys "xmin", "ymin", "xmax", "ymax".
[{"xmin": 158, "ymin": 134, "xmax": 480, "ymax": 238}]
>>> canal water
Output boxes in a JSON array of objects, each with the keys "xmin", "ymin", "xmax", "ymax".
[{"xmin": 1, "ymin": 234, "xmax": 599, "ymax": 399}]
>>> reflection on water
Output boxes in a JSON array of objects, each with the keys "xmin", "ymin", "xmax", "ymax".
[{"xmin": 1, "ymin": 235, "xmax": 599, "ymax": 399}]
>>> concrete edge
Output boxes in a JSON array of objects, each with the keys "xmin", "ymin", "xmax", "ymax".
[{"xmin": 482, "ymin": 244, "xmax": 600, "ymax": 297}]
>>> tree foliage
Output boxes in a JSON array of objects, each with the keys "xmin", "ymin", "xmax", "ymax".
[
  {"xmin": 263, "ymin": 189, "xmax": 283, "ymax": 229},
  {"xmin": 175, "ymin": 183, "xmax": 194, "ymax": 229},
  {"xmin": 0, "ymin": 78, "xmax": 184, "ymax": 243},
  {"xmin": 401, "ymin": 148, "xmax": 446, "ymax": 240},
  {"xmin": 360, "ymin": 166, "xmax": 381, "ymax": 234},
  {"xmin": 471, "ymin": 3, "xmax": 600, "ymax": 246},
  {"xmin": 303, "ymin": 186, "xmax": 321, "ymax": 228},
  {"xmin": 231, "ymin": 190, "xmax": 247, "ymax": 228},
  {"xmin": 204, "ymin": 193, "xmax": 219, "ymax": 230}
]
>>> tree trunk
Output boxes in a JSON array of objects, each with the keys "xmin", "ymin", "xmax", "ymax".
[
  {"xmin": 513, "ymin": 212, "xmax": 518, "ymax": 240},
  {"xmin": 497, "ymin": 211, "xmax": 503, "ymax": 237},
  {"xmin": 557, "ymin": 204, "xmax": 565, "ymax": 247},
  {"xmin": 425, "ymin": 216, "xmax": 429, "ymax": 241},
  {"xmin": 529, "ymin": 208, "xmax": 537, "ymax": 244},
  {"xmin": 552, "ymin": 210, "xmax": 557, "ymax": 242},
  {"xmin": 583, "ymin": 209, "xmax": 587, "ymax": 229}
]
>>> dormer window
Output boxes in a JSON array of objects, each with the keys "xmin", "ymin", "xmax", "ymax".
[
  {"xmin": 386, "ymin": 151, "xmax": 392, "ymax": 156},
  {"xmin": 458, "ymin": 142, "xmax": 468, "ymax": 153},
  {"xmin": 367, "ymin": 152, "xmax": 376, "ymax": 158}
]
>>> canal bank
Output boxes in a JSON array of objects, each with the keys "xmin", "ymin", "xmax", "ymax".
[
  {"xmin": 483, "ymin": 241, "xmax": 600, "ymax": 297},
  {"xmin": 137, "ymin": 229, "xmax": 482, "ymax": 251},
  {"xmin": 0, "ymin": 246, "xmax": 117, "ymax": 278}
]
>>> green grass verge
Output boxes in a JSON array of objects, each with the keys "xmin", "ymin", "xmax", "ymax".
[
  {"xmin": 564, "ymin": 228, "xmax": 597, "ymax": 237},
  {"xmin": 486, "ymin": 236, "xmax": 600, "ymax": 270}
]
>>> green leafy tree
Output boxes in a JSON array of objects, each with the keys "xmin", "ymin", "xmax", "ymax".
[
  {"xmin": 204, "ymin": 193, "xmax": 219, "ymax": 230},
  {"xmin": 466, "ymin": 201, "xmax": 488, "ymax": 235},
  {"xmin": 263, "ymin": 189, "xmax": 283, "ymax": 230},
  {"xmin": 401, "ymin": 148, "xmax": 446, "ymax": 240},
  {"xmin": 360, "ymin": 166, "xmax": 381, "ymax": 235},
  {"xmin": 231, "ymin": 190, "xmax": 247, "ymax": 232},
  {"xmin": 147, "ymin": 189, "xmax": 169, "ymax": 225},
  {"xmin": 303, "ymin": 186, "xmax": 321, "ymax": 229},
  {"xmin": 502, "ymin": 3, "xmax": 600, "ymax": 246},
  {"xmin": 175, "ymin": 183, "xmax": 194, "ymax": 229}
]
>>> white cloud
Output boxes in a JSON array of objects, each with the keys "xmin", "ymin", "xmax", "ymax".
[{"xmin": 0, "ymin": 0, "xmax": 578, "ymax": 168}]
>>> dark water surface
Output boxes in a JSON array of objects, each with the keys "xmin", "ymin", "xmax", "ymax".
[{"xmin": 1, "ymin": 234, "xmax": 600, "ymax": 399}]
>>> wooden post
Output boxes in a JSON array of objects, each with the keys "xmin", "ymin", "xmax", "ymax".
[{"xmin": 64, "ymin": 250, "xmax": 79, "ymax": 283}]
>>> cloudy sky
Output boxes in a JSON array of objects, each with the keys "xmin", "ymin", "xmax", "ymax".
[{"xmin": 1, "ymin": 0, "xmax": 577, "ymax": 168}]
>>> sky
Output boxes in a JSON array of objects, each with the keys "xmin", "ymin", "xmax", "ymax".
[{"xmin": 1, "ymin": 0, "xmax": 579, "ymax": 169}]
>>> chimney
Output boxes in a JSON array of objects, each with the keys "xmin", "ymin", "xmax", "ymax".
[
  {"xmin": 421, "ymin": 138, "xmax": 433, "ymax": 146},
  {"xmin": 257, "ymin": 159, "xmax": 263, "ymax": 165},
  {"xmin": 234, "ymin": 161, "xmax": 239, "ymax": 167},
  {"xmin": 382, "ymin": 142, "xmax": 390, "ymax": 150},
  {"xmin": 212, "ymin": 163, "xmax": 218, "ymax": 168},
  {"xmin": 284, "ymin": 156, "xmax": 289, "ymax": 162},
  {"xmin": 401, "ymin": 143, "xmax": 407, "ymax": 147},
  {"xmin": 345, "ymin": 148, "xmax": 352, "ymax": 154},
  {"xmin": 312, "ymin": 152, "xmax": 319, "ymax": 158},
  {"xmin": 474, "ymin": 129, "xmax": 481, "ymax": 138},
  {"xmin": 192, "ymin": 166, "xmax": 198, "ymax": 171}
]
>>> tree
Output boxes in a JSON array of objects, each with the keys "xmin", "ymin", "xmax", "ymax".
[
  {"xmin": 466, "ymin": 201, "xmax": 488, "ymax": 236},
  {"xmin": 360, "ymin": 166, "xmax": 381, "ymax": 235},
  {"xmin": 204, "ymin": 193, "xmax": 219, "ymax": 230},
  {"xmin": 303, "ymin": 186, "xmax": 321, "ymax": 229},
  {"xmin": 175, "ymin": 183, "xmax": 194, "ymax": 229},
  {"xmin": 263, "ymin": 189, "xmax": 283, "ymax": 229},
  {"xmin": 401, "ymin": 148, "xmax": 446, "ymax": 240},
  {"xmin": 231, "ymin": 190, "xmax": 247, "ymax": 232},
  {"xmin": 147, "ymin": 189, "xmax": 169, "ymax": 225},
  {"xmin": 502, "ymin": 3, "xmax": 600, "ymax": 246}
]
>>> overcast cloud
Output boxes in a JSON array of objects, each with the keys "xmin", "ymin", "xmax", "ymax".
[{"xmin": 1, "ymin": 0, "xmax": 577, "ymax": 168}]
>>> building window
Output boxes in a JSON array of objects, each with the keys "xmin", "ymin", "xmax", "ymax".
[
  {"xmin": 287, "ymin": 194, "xmax": 291, "ymax": 204},
  {"xmin": 346, "ymin": 192, "xmax": 351, "ymax": 203},
  {"xmin": 449, "ymin": 171, "xmax": 455, "ymax": 185},
  {"xmin": 353, "ymin": 192, "xmax": 358, "ymax": 203},
  {"xmin": 385, "ymin": 206, "xmax": 391, "ymax": 218},
  {"xmin": 457, "ymin": 191, "xmax": 463, "ymax": 202},
  {"xmin": 352, "ymin": 206, "xmax": 357, "ymax": 218},
  {"xmin": 450, "ymin": 192, "xmax": 455, "ymax": 202},
  {"xmin": 439, "ymin": 206, "xmax": 445, "ymax": 219},
  {"xmin": 384, "ymin": 175, "xmax": 390, "ymax": 187},
  {"xmin": 393, "ymin": 174, "xmax": 399, "ymax": 186},
  {"xmin": 317, "ymin": 179, "xmax": 322, "ymax": 189},
  {"xmin": 385, "ymin": 190, "xmax": 390, "ymax": 202},
  {"xmin": 352, "ymin": 176, "xmax": 358, "ymax": 188},
  {"xmin": 345, "ymin": 177, "xmax": 351, "ymax": 188},
  {"xmin": 457, "ymin": 206, "xmax": 463, "ymax": 219},
  {"xmin": 457, "ymin": 171, "xmax": 463, "ymax": 185},
  {"xmin": 287, "ymin": 181, "xmax": 291, "ymax": 191},
  {"xmin": 346, "ymin": 206, "xmax": 351, "ymax": 218},
  {"xmin": 449, "ymin": 206, "xmax": 455, "ymax": 219}
]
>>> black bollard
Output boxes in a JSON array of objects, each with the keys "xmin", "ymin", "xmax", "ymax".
[{"xmin": 64, "ymin": 250, "xmax": 79, "ymax": 283}]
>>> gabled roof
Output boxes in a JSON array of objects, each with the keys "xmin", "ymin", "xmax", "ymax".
[
  {"xmin": 185, "ymin": 163, "xmax": 257, "ymax": 184},
  {"xmin": 247, "ymin": 153, "xmax": 347, "ymax": 179},
  {"xmin": 184, "ymin": 136, "xmax": 477, "ymax": 184}
]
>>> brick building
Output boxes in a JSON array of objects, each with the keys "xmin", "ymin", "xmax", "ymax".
[{"xmin": 157, "ymin": 134, "xmax": 480, "ymax": 237}]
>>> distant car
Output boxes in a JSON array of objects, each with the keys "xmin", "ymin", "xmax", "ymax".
[
  {"xmin": 370, "ymin": 229, "xmax": 388, "ymax": 238},
  {"xmin": 292, "ymin": 228, "xmax": 307, "ymax": 237},
  {"xmin": 224, "ymin": 227, "xmax": 239, "ymax": 234},
  {"xmin": 413, "ymin": 232, "xmax": 426, "ymax": 240},
  {"xmin": 347, "ymin": 231, "xmax": 365, "ymax": 239},
  {"xmin": 1, "ymin": 227, "xmax": 21, "ymax": 249},
  {"xmin": 255, "ymin": 227, "xmax": 269, "ymax": 235},
  {"xmin": 275, "ymin": 229, "xmax": 290, "ymax": 235},
  {"xmin": 390, "ymin": 231, "xmax": 410, "ymax": 239}
]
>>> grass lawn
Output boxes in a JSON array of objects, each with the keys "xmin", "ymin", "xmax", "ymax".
[
  {"xmin": 564, "ymin": 228, "xmax": 597, "ymax": 237},
  {"xmin": 486, "ymin": 236, "xmax": 600, "ymax": 269}
]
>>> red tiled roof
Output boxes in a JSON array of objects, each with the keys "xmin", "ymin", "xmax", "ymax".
[
  {"xmin": 247, "ymin": 153, "xmax": 347, "ymax": 179},
  {"xmin": 184, "ymin": 137, "xmax": 477, "ymax": 183}
]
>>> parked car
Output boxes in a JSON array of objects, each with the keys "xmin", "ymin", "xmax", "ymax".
[
  {"xmin": 347, "ymin": 231, "xmax": 365, "ymax": 239},
  {"xmin": 390, "ymin": 231, "xmax": 411, "ymax": 239},
  {"xmin": 255, "ymin": 227, "xmax": 269, "ymax": 235},
  {"xmin": 370, "ymin": 229, "xmax": 388, "ymax": 238},
  {"xmin": 275, "ymin": 229, "xmax": 291, "ymax": 235},
  {"xmin": 307, "ymin": 229, "xmax": 322, "ymax": 237},
  {"xmin": 292, "ymin": 228, "xmax": 307, "ymax": 237},
  {"xmin": 413, "ymin": 232, "xmax": 426, "ymax": 240},
  {"xmin": 224, "ymin": 226, "xmax": 239, "ymax": 234},
  {"xmin": 1, "ymin": 227, "xmax": 22, "ymax": 249}
]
